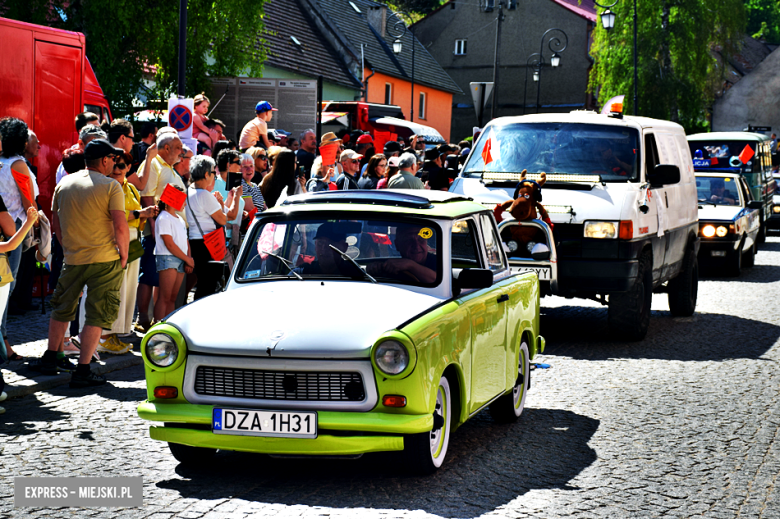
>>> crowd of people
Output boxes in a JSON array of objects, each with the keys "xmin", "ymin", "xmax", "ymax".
[{"xmin": 0, "ymin": 98, "xmax": 473, "ymax": 410}]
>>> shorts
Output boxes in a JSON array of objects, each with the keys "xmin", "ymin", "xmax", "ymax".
[
  {"xmin": 50, "ymin": 260, "xmax": 123, "ymax": 329},
  {"xmin": 156, "ymin": 255, "xmax": 185, "ymax": 273},
  {"xmin": 138, "ymin": 235, "xmax": 159, "ymax": 287}
]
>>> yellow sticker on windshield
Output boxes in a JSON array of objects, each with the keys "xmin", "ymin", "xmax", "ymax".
[
  {"xmin": 724, "ymin": 177, "xmax": 731, "ymax": 182},
  {"xmin": 419, "ymin": 228, "xmax": 433, "ymax": 239}
]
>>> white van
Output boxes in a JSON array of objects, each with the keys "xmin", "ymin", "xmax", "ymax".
[{"xmin": 451, "ymin": 110, "xmax": 700, "ymax": 340}]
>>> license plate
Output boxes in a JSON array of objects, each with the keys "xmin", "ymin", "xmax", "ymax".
[
  {"xmin": 711, "ymin": 251, "xmax": 727, "ymax": 257},
  {"xmin": 212, "ymin": 408, "xmax": 317, "ymax": 438},
  {"xmin": 511, "ymin": 266, "xmax": 551, "ymax": 280}
]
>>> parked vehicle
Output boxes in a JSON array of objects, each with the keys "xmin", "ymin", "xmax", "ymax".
[
  {"xmin": 451, "ymin": 108, "xmax": 700, "ymax": 341},
  {"xmin": 138, "ymin": 190, "xmax": 545, "ymax": 474},
  {"xmin": 695, "ymin": 173, "xmax": 761, "ymax": 276},
  {"xmin": 687, "ymin": 132, "xmax": 776, "ymax": 243},
  {"xmin": 0, "ymin": 16, "xmax": 112, "ymax": 215}
]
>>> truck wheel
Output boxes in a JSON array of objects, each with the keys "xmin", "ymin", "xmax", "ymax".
[
  {"xmin": 168, "ymin": 442, "xmax": 216, "ymax": 466},
  {"xmin": 608, "ymin": 252, "xmax": 652, "ymax": 341},
  {"xmin": 727, "ymin": 240, "xmax": 743, "ymax": 277},
  {"xmin": 742, "ymin": 241, "xmax": 756, "ymax": 268},
  {"xmin": 667, "ymin": 248, "xmax": 698, "ymax": 317}
]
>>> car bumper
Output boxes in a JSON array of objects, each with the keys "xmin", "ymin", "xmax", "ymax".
[
  {"xmin": 557, "ymin": 259, "xmax": 639, "ymax": 294},
  {"xmin": 138, "ymin": 401, "xmax": 431, "ymax": 455},
  {"xmin": 698, "ymin": 238, "xmax": 741, "ymax": 257}
]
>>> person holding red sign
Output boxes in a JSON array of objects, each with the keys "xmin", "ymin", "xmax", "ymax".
[
  {"xmin": 186, "ymin": 156, "xmax": 241, "ymax": 300},
  {"xmin": 154, "ymin": 185, "xmax": 192, "ymax": 322}
]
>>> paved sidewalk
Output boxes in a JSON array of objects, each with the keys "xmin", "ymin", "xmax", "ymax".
[{"xmin": 1, "ymin": 297, "xmax": 144, "ymax": 399}]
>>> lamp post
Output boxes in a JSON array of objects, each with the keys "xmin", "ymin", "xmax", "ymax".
[
  {"xmin": 594, "ymin": 0, "xmax": 638, "ymax": 115},
  {"xmin": 388, "ymin": 11, "xmax": 415, "ymax": 122},
  {"xmin": 523, "ymin": 53, "xmax": 541, "ymax": 115},
  {"xmin": 530, "ymin": 28, "xmax": 568, "ymax": 114}
]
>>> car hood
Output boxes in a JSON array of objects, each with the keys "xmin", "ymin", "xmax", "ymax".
[
  {"xmin": 698, "ymin": 205, "xmax": 744, "ymax": 222},
  {"xmin": 167, "ymin": 281, "xmax": 441, "ymax": 358}
]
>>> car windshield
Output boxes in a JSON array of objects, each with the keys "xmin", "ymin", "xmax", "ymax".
[
  {"xmin": 237, "ymin": 217, "xmax": 441, "ymax": 287},
  {"xmin": 463, "ymin": 122, "xmax": 640, "ymax": 181},
  {"xmin": 696, "ymin": 176, "xmax": 743, "ymax": 207},
  {"xmin": 688, "ymin": 141, "xmax": 762, "ymax": 174}
]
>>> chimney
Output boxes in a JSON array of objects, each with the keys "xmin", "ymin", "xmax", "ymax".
[{"xmin": 367, "ymin": 5, "xmax": 387, "ymax": 38}]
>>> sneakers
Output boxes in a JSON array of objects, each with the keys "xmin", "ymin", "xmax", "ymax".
[
  {"xmin": 28, "ymin": 359, "xmax": 58, "ymax": 376},
  {"xmin": 56, "ymin": 356, "xmax": 78, "ymax": 372},
  {"xmin": 69, "ymin": 370, "xmax": 107, "ymax": 388},
  {"xmin": 96, "ymin": 335, "xmax": 132, "ymax": 355},
  {"xmin": 70, "ymin": 338, "xmax": 100, "ymax": 362}
]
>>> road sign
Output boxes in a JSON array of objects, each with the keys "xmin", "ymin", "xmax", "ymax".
[
  {"xmin": 470, "ymin": 82, "xmax": 494, "ymax": 126},
  {"xmin": 169, "ymin": 105, "xmax": 192, "ymax": 132}
]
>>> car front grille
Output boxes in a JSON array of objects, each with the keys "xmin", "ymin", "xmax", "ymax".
[{"xmin": 193, "ymin": 366, "xmax": 366, "ymax": 402}]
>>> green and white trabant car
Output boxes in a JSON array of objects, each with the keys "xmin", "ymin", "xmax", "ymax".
[{"xmin": 137, "ymin": 191, "xmax": 545, "ymax": 474}]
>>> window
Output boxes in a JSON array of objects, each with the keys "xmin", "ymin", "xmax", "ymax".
[
  {"xmin": 485, "ymin": 0, "xmax": 495, "ymax": 12},
  {"xmin": 451, "ymin": 218, "xmax": 482, "ymax": 269},
  {"xmin": 418, "ymin": 92, "xmax": 426, "ymax": 120},
  {"xmin": 384, "ymin": 83, "xmax": 392, "ymax": 105},
  {"xmin": 480, "ymin": 214, "xmax": 506, "ymax": 271},
  {"xmin": 454, "ymin": 39, "xmax": 467, "ymax": 55}
]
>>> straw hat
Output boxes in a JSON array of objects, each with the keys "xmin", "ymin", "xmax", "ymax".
[{"xmin": 320, "ymin": 132, "xmax": 341, "ymax": 147}]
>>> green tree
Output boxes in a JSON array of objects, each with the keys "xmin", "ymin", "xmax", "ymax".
[
  {"xmin": 589, "ymin": 0, "xmax": 745, "ymax": 128},
  {"xmin": 744, "ymin": 0, "xmax": 780, "ymax": 42},
  {"xmin": 0, "ymin": 0, "xmax": 267, "ymax": 117}
]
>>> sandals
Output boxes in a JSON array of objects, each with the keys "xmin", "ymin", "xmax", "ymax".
[{"xmin": 69, "ymin": 338, "xmax": 101, "ymax": 363}]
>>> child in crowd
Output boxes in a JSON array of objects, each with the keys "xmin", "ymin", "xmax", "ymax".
[
  {"xmin": 193, "ymin": 93, "xmax": 221, "ymax": 156},
  {"xmin": 153, "ymin": 186, "xmax": 194, "ymax": 323}
]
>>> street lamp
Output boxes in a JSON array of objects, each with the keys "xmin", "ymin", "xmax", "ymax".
[
  {"xmin": 594, "ymin": 0, "xmax": 637, "ymax": 114},
  {"xmin": 387, "ymin": 11, "xmax": 415, "ymax": 122},
  {"xmin": 526, "ymin": 28, "xmax": 568, "ymax": 114}
]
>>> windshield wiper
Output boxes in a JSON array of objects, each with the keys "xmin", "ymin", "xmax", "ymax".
[
  {"xmin": 259, "ymin": 250, "xmax": 303, "ymax": 280},
  {"xmin": 698, "ymin": 198, "xmax": 717, "ymax": 206},
  {"xmin": 329, "ymin": 244, "xmax": 376, "ymax": 283}
]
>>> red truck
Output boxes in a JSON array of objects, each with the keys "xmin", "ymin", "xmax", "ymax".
[{"xmin": 0, "ymin": 16, "xmax": 112, "ymax": 214}]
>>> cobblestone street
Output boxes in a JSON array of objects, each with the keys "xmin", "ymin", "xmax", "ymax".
[{"xmin": 1, "ymin": 239, "xmax": 779, "ymax": 518}]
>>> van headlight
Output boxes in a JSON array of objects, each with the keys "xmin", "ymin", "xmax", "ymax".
[
  {"xmin": 146, "ymin": 334, "xmax": 178, "ymax": 367},
  {"xmin": 374, "ymin": 340, "xmax": 409, "ymax": 375},
  {"xmin": 583, "ymin": 221, "xmax": 618, "ymax": 239}
]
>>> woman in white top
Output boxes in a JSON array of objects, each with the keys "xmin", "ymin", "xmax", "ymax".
[
  {"xmin": 186, "ymin": 156, "xmax": 240, "ymax": 300},
  {"xmin": 0, "ymin": 117, "xmax": 37, "ymax": 350},
  {"xmin": 154, "ymin": 185, "xmax": 193, "ymax": 321}
]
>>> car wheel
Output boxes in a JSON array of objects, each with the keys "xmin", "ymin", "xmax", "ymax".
[
  {"xmin": 608, "ymin": 251, "xmax": 652, "ymax": 341},
  {"xmin": 168, "ymin": 442, "xmax": 217, "ymax": 466},
  {"xmin": 742, "ymin": 240, "xmax": 756, "ymax": 268},
  {"xmin": 490, "ymin": 340, "xmax": 530, "ymax": 423},
  {"xmin": 404, "ymin": 375, "xmax": 452, "ymax": 475},
  {"xmin": 727, "ymin": 240, "xmax": 743, "ymax": 277},
  {"xmin": 667, "ymin": 247, "xmax": 698, "ymax": 317}
]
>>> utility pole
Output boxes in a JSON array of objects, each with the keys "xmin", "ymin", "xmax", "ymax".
[
  {"xmin": 490, "ymin": 2, "xmax": 503, "ymax": 121},
  {"xmin": 633, "ymin": 0, "xmax": 638, "ymax": 115},
  {"xmin": 177, "ymin": 0, "xmax": 187, "ymax": 97}
]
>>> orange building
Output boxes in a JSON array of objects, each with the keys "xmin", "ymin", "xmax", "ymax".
[{"xmin": 364, "ymin": 69, "xmax": 454, "ymax": 142}]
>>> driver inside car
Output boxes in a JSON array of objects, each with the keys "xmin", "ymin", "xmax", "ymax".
[
  {"xmin": 366, "ymin": 226, "xmax": 437, "ymax": 284},
  {"xmin": 594, "ymin": 140, "xmax": 632, "ymax": 176},
  {"xmin": 709, "ymin": 179, "xmax": 737, "ymax": 205}
]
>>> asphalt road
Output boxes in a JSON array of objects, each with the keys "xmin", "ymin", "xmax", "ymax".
[{"xmin": 2, "ymin": 238, "xmax": 780, "ymax": 518}]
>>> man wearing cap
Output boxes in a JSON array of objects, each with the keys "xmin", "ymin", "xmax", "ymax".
[
  {"xmin": 383, "ymin": 140, "xmax": 403, "ymax": 158},
  {"xmin": 388, "ymin": 152, "xmax": 425, "ymax": 190},
  {"xmin": 336, "ymin": 149, "xmax": 362, "ymax": 190},
  {"xmin": 37, "ymin": 139, "xmax": 129, "ymax": 388},
  {"xmin": 239, "ymin": 101, "xmax": 277, "ymax": 151}
]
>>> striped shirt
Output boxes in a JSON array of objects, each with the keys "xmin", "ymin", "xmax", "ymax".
[{"xmin": 241, "ymin": 179, "xmax": 266, "ymax": 212}]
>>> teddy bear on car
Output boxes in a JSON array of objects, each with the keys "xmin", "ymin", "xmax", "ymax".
[{"xmin": 493, "ymin": 170, "xmax": 553, "ymax": 257}]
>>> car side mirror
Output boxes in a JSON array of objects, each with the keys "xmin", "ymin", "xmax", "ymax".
[
  {"xmin": 209, "ymin": 260, "xmax": 231, "ymax": 291},
  {"xmin": 649, "ymin": 164, "xmax": 680, "ymax": 187},
  {"xmin": 452, "ymin": 268, "xmax": 493, "ymax": 296},
  {"xmin": 531, "ymin": 243, "xmax": 550, "ymax": 260},
  {"xmin": 748, "ymin": 200, "xmax": 763, "ymax": 210}
]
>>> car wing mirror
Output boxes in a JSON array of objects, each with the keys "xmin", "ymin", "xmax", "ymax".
[
  {"xmin": 649, "ymin": 164, "xmax": 680, "ymax": 187},
  {"xmin": 209, "ymin": 260, "xmax": 231, "ymax": 291},
  {"xmin": 452, "ymin": 268, "xmax": 493, "ymax": 297},
  {"xmin": 748, "ymin": 200, "xmax": 763, "ymax": 210},
  {"xmin": 531, "ymin": 243, "xmax": 550, "ymax": 260}
]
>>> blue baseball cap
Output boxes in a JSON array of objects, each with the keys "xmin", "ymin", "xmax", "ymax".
[{"xmin": 255, "ymin": 101, "xmax": 278, "ymax": 113}]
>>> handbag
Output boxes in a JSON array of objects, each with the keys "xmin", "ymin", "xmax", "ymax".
[
  {"xmin": 127, "ymin": 239, "xmax": 144, "ymax": 264},
  {"xmin": 186, "ymin": 193, "xmax": 226, "ymax": 262},
  {"xmin": 0, "ymin": 251, "xmax": 14, "ymax": 288}
]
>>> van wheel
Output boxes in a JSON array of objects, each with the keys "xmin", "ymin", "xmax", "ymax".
[
  {"xmin": 727, "ymin": 240, "xmax": 743, "ymax": 277},
  {"xmin": 490, "ymin": 341, "xmax": 530, "ymax": 423},
  {"xmin": 742, "ymin": 241, "xmax": 756, "ymax": 268},
  {"xmin": 608, "ymin": 252, "xmax": 652, "ymax": 341},
  {"xmin": 403, "ymin": 375, "xmax": 452, "ymax": 475},
  {"xmin": 667, "ymin": 249, "xmax": 698, "ymax": 317}
]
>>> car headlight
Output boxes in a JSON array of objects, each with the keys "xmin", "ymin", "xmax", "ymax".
[
  {"xmin": 716, "ymin": 225, "xmax": 728, "ymax": 237},
  {"xmin": 374, "ymin": 340, "xmax": 409, "ymax": 375},
  {"xmin": 701, "ymin": 224, "xmax": 716, "ymax": 237},
  {"xmin": 146, "ymin": 334, "xmax": 178, "ymax": 367},
  {"xmin": 583, "ymin": 221, "xmax": 617, "ymax": 239},
  {"xmin": 773, "ymin": 205, "xmax": 780, "ymax": 213}
]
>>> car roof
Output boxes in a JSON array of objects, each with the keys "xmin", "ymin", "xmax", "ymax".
[
  {"xmin": 688, "ymin": 132, "xmax": 770, "ymax": 143},
  {"xmin": 483, "ymin": 111, "xmax": 685, "ymax": 132},
  {"xmin": 270, "ymin": 189, "xmax": 487, "ymax": 219}
]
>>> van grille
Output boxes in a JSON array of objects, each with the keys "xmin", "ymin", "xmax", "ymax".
[{"xmin": 193, "ymin": 366, "xmax": 366, "ymax": 402}]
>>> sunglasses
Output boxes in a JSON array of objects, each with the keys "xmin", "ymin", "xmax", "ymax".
[
  {"xmin": 114, "ymin": 163, "xmax": 128, "ymax": 170},
  {"xmin": 257, "ymin": 155, "xmax": 268, "ymax": 160},
  {"xmin": 349, "ymin": 159, "xmax": 360, "ymax": 164}
]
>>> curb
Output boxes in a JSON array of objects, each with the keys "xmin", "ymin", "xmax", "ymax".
[{"xmin": 5, "ymin": 353, "xmax": 144, "ymax": 399}]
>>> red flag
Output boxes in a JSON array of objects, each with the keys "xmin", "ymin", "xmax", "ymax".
[
  {"xmin": 738, "ymin": 144, "xmax": 755, "ymax": 164},
  {"xmin": 481, "ymin": 135, "xmax": 493, "ymax": 165},
  {"xmin": 11, "ymin": 168, "xmax": 33, "ymax": 204},
  {"xmin": 711, "ymin": 157, "xmax": 719, "ymax": 165},
  {"xmin": 160, "ymin": 184, "xmax": 187, "ymax": 211}
]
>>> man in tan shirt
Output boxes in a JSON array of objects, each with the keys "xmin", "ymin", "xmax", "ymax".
[{"xmin": 36, "ymin": 139, "xmax": 129, "ymax": 388}]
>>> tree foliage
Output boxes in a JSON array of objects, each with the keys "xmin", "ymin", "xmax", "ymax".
[
  {"xmin": 589, "ymin": 0, "xmax": 745, "ymax": 129},
  {"xmin": 0, "ymin": 0, "xmax": 267, "ymax": 117},
  {"xmin": 744, "ymin": 0, "xmax": 780, "ymax": 42}
]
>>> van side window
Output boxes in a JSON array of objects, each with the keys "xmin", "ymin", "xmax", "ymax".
[
  {"xmin": 644, "ymin": 133, "xmax": 660, "ymax": 176},
  {"xmin": 451, "ymin": 218, "xmax": 482, "ymax": 269}
]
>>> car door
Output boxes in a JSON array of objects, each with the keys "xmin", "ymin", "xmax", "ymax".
[{"xmin": 461, "ymin": 214, "xmax": 510, "ymax": 413}]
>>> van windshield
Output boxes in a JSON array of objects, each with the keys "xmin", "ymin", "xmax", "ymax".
[{"xmin": 463, "ymin": 123, "xmax": 640, "ymax": 181}]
